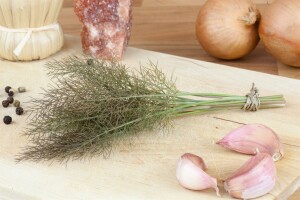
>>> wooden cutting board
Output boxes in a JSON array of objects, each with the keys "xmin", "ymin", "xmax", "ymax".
[{"xmin": 0, "ymin": 35, "xmax": 299, "ymax": 200}]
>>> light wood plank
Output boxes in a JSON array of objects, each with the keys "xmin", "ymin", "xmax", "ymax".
[{"xmin": 0, "ymin": 35, "xmax": 299, "ymax": 200}]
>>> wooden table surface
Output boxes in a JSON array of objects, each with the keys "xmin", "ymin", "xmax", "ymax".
[{"xmin": 59, "ymin": 0, "xmax": 300, "ymax": 199}]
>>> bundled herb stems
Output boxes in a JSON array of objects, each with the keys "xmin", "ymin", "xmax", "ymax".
[{"xmin": 17, "ymin": 56, "xmax": 286, "ymax": 162}]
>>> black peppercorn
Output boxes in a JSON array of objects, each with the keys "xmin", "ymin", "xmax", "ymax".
[
  {"xmin": 8, "ymin": 90, "xmax": 14, "ymax": 96},
  {"xmin": 5, "ymin": 86, "xmax": 11, "ymax": 93},
  {"xmin": 7, "ymin": 96, "xmax": 14, "ymax": 104},
  {"xmin": 87, "ymin": 59, "xmax": 93, "ymax": 65},
  {"xmin": 3, "ymin": 116, "xmax": 12, "ymax": 125},
  {"xmin": 2, "ymin": 100, "xmax": 9, "ymax": 108},
  {"xmin": 16, "ymin": 107, "xmax": 24, "ymax": 115}
]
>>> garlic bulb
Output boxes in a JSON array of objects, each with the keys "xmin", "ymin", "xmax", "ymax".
[
  {"xmin": 224, "ymin": 153, "xmax": 277, "ymax": 199},
  {"xmin": 176, "ymin": 153, "xmax": 220, "ymax": 196},
  {"xmin": 216, "ymin": 124, "xmax": 284, "ymax": 161}
]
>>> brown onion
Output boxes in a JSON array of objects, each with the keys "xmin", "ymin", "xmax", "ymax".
[
  {"xmin": 196, "ymin": 0, "xmax": 260, "ymax": 60},
  {"xmin": 259, "ymin": 0, "xmax": 300, "ymax": 67}
]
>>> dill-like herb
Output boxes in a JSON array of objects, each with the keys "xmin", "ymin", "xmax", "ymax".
[{"xmin": 17, "ymin": 55, "xmax": 286, "ymax": 162}]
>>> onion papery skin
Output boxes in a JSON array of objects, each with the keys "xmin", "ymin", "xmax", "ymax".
[
  {"xmin": 259, "ymin": 0, "xmax": 300, "ymax": 67},
  {"xmin": 196, "ymin": 0, "xmax": 260, "ymax": 60}
]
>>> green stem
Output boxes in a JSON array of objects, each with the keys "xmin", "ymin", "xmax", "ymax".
[
  {"xmin": 177, "ymin": 91, "xmax": 243, "ymax": 98},
  {"xmin": 172, "ymin": 94, "xmax": 285, "ymax": 116}
]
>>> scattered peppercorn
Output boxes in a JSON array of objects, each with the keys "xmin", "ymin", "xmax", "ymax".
[
  {"xmin": 13, "ymin": 100, "xmax": 20, "ymax": 107},
  {"xmin": 5, "ymin": 86, "xmax": 11, "ymax": 93},
  {"xmin": 3, "ymin": 116, "xmax": 12, "ymax": 125},
  {"xmin": 2, "ymin": 100, "xmax": 9, "ymax": 108},
  {"xmin": 16, "ymin": 107, "xmax": 24, "ymax": 115},
  {"xmin": 8, "ymin": 90, "xmax": 14, "ymax": 96},
  {"xmin": 87, "ymin": 59, "xmax": 93, "ymax": 65},
  {"xmin": 7, "ymin": 96, "xmax": 14, "ymax": 104},
  {"xmin": 18, "ymin": 87, "xmax": 26, "ymax": 93}
]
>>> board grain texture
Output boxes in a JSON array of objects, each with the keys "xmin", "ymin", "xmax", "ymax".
[{"xmin": 0, "ymin": 35, "xmax": 299, "ymax": 200}]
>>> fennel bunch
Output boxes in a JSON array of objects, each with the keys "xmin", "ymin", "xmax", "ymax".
[{"xmin": 17, "ymin": 56, "xmax": 285, "ymax": 162}]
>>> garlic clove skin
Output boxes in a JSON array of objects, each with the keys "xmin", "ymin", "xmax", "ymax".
[
  {"xmin": 176, "ymin": 153, "xmax": 220, "ymax": 196},
  {"xmin": 216, "ymin": 124, "xmax": 284, "ymax": 161},
  {"xmin": 224, "ymin": 153, "xmax": 277, "ymax": 199}
]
